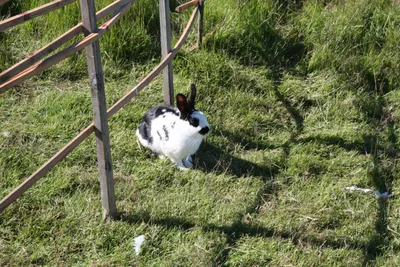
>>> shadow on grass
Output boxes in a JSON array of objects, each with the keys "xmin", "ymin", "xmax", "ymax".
[
  {"xmin": 294, "ymin": 134, "xmax": 379, "ymax": 155},
  {"xmin": 211, "ymin": 128, "xmax": 281, "ymax": 151},
  {"xmin": 191, "ymin": 79, "xmax": 306, "ymax": 263},
  {"xmin": 118, "ymin": 210, "xmax": 369, "ymax": 263},
  {"xmin": 121, "ymin": 76, "xmax": 395, "ymax": 264},
  {"xmin": 273, "ymin": 86, "xmax": 304, "ymax": 133},
  {"xmin": 361, "ymin": 153, "xmax": 391, "ymax": 265},
  {"xmin": 195, "ymin": 142, "xmax": 279, "ymax": 181},
  {"xmin": 120, "ymin": 87, "xmax": 312, "ymax": 264},
  {"xmin": 361, "ymin": 118, "xmax": 394, "ymax": 265},
  {"xmin": 118, "ymin": 101, "xmax": 394, "ymax": 265},
  {"xmin": 194, "ymin": 77, "xmax": 306, "ymax": 180},
  {"xmin": 199, "ymin": 85, "xmax": 394, "ymax": 264}
]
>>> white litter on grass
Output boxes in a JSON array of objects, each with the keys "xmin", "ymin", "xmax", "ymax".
[
  {"xmin": 2, "ymin": 131, "xmax": 10, "ymax": 137},
  {"xmin": 345, "ymin": 186, "xmax": 392, "ymax": 200},
  {"xmin": 133, "ymin": 235, "xmax": 146, "ymax": 255}
]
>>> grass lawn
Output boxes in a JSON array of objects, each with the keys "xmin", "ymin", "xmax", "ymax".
[{"xmin": 1, "ymin": 0, "xmax": 400, "ymax": 266}]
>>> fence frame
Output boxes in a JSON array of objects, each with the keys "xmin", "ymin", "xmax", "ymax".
[{"xmin": 0, "ymin": 0, "xmax": 205, "ymax": 219}]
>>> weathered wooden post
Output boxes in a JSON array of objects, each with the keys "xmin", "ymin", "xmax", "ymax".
[
  {"xmin": 197, "ymin": 0, "xmax": 204, "ymax": 49},
  {"xmin": 159, "ymin": 0, "xmax": 174, "ymax": 105},
  {"xmin": 79, "ymin": 0, "xmax": 117, "ymax": 220}
]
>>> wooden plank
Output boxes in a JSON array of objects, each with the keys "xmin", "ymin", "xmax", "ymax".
[
  {"xmin": 159, "ymin": 0, "xmax": 174, "ymax": 105},
  {"xmin": 96, "ymin": 0, "xmax": 132, "ymax": 20},
  {"xmin": 197, "ymin": 0, "xmax": 204, "ymax": 48},
  {"xmin": 0, "ymin": 124, "xmax": 95, "ymax": 213},
  {"xmin": 80, "ymin": 0, "xmax": 116, "ymax": 220},
  {"xmin": 0, "ymin": 0, "xmax": 12, "ymax": 6},
  {"xmin": 175, "ymin": 0, "xmax": 198, "ymax": 13},
  {"xmin": 0, "ymin": 6, "xmax": 198, "ymax": 214},
  {"xmin": 0, "ymin": 1, "xmax": 133, "ymax": 94},
  {"xmin": 0, "ymin": 0, "xmax": 132, "ymax": 83},
  {"xmin": 0, "ymin": 0, "xmax": 77, "ymax": 32},
  {"xmin": 0, "ymin": 26, "xmax": 81, "ymax": 83}
]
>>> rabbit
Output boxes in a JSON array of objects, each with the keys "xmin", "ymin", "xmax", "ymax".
[{"xmin": 136, "ymin": 84, "xmax": 210, "ymax": 170}]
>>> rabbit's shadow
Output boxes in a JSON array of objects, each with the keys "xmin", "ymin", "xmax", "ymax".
[{"xmin": 194, "ymin": 139, "xmax": 279, "ymax": 181}]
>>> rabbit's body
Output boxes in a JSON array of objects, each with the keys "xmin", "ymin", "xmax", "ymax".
[{"xmin": 136, "ymin": 85, "xmax": 209, "ymax": 170}]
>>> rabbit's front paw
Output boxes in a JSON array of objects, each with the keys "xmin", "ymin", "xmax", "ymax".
[{"xmin": 183, "ymin": 157, "xmax": 193, "ymax": 169}]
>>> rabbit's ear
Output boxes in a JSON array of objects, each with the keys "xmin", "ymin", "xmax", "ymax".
[
  {"xmin": 188, "ymin": 84, "xmax": 196, "ymax": 110},
  {"xmin": 176, "ymin": 94, "xmax": 189, "ymax": 115}
]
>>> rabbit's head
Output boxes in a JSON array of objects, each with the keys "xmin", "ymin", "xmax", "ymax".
[{"xmin": 176, "ymin": 84, "xmax": 210, "ymax": 136}]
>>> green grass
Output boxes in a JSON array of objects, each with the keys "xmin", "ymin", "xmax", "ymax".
[{"xmin": 1, "ymin": 0, "xmax": 400, "ymax": 265}]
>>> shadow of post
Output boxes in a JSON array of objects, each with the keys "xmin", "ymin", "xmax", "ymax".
[
  {"xmin": 273, "ymin": 86, "xmax": 304, "ymax": 133},
  {"xmin": 362, "ymin": 149, "xmax": 391, "ymax": 265},
  {"xmin": 361, "ymin": 95, "xmax": 393, "ymax": 265}
]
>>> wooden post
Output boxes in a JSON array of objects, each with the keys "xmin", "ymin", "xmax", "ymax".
[
  {"xmin": 159, "ymin": 0, "xmax": 174, "ymax": 105},
  {"xmin": 197, "ymin": 0, "xmax": 204, "ymax": 49},
  {"xmin": 79, "ymin": 0, "xmax": 117, "ymax": 220}
]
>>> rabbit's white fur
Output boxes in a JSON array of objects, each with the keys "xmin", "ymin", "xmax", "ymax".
[{"xmin": 136, "ymin": 110, "xmax": 208, "ymax": 170}]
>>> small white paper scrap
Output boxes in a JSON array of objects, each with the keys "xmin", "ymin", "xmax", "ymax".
[
  {"xmin": 133, "ymin": 235, "xmax": 146, "ymax": 255},
  {"xmin": 345, "ymin": 186, "xmax": 392, "ymax": 200},
  {"xmin": 3, "ymin": 131, "xmax": 10, "ymax": 137}
]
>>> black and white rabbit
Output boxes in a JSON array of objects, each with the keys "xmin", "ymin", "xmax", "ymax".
[{"xmin": 136, "ymin": 84, "xmax": 210, "ymax": 170}]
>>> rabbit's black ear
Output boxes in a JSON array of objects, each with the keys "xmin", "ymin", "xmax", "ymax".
[
  {"xmin": 188, "ymin": 84, "xmax": 196, "ymax": 110},
  {"xmin": 176, "ymin": 94, "xmax": 189, "ymax": 116}
]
